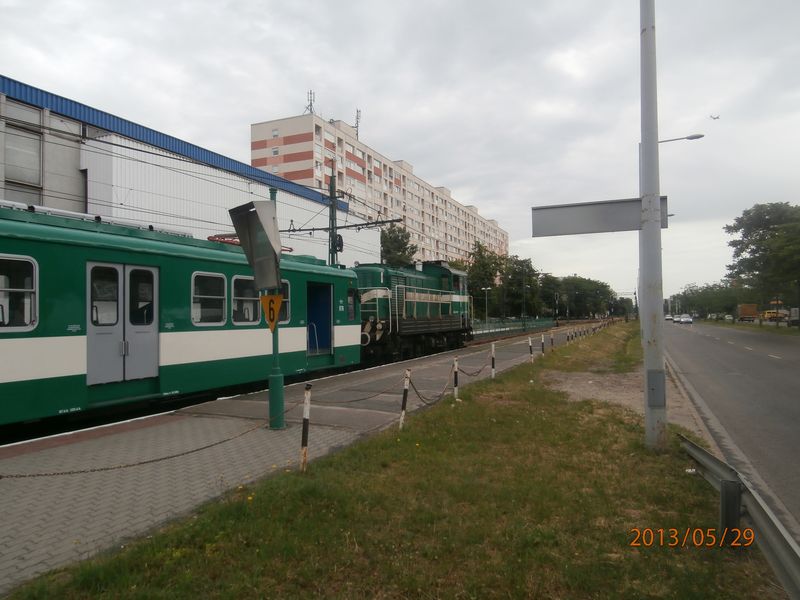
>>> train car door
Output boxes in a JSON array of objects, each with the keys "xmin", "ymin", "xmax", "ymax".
[
  {"xmin": 86, "ymin": 263, "xmax": 159, "ymax": 385},
  {"xmin": 125, "ymin": 266, "xmax": 159, "ymax": 380},
  {"xmin": 307, "ymin": 282, "xmax": 332, "ymax": 355}
]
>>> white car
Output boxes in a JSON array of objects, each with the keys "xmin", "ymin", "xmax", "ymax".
[
  {"xmin": 665, "ymin": 314, "xmax": 673, "ymax": 321},
  {"xmin": 679, "ymin": 314, "xmax": 693, "ymax": 324}
]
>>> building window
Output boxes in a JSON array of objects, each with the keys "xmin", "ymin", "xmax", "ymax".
[
  {"xmin": 0, "ymin": 255, "xmax": 37, "ymax": 330},
  {"xmin": 192, "ymin": 273, "xmax": 226, "ymax": 325},
  {"xmin": 232, "ymin": 276, "xmax": 259, "ymax": 324},
  {"xmin": 272, "ymin": 147, "xmax": 279, "ymax": 156},
  {"xmin": 272, "ymin": 128, "xmax": 279, "ymax": 138}
]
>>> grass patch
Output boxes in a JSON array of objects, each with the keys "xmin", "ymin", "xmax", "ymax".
[
  {"xmin": 11, "ymin": 323, "xmax": 784, "ymax": 599},
  {"xmin": 546, "ymin": 321, "xmax": 642, "ymax": 373}
]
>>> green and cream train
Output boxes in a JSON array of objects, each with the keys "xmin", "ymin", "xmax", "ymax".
[{"xmin": 0, "ymin": 201, "xmax": 362, "ymax": 426}]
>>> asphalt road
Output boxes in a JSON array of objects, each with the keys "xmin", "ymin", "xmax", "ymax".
[{"xmin": 664, "ymin": 321, "xmax": 800, "ymax": 537}]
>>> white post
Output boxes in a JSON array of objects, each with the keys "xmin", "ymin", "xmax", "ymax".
[{"xmin": 640, "ymin": 0, "xmax": 667, "ymax": 449}]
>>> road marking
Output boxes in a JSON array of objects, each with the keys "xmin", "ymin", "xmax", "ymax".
[
  {"xmin": 728, "ymin": 341, "xmax": 735, "ymax": 345},
  {"xmin": 744, "ymin": 346, "xmax": 753, "ymax": 351},
  {"xmin": 768, "ymin": 354, "xmax": 782, "ymax": 360},
  {"xmin": 714, "ymin": 337, "xmax": 721, "ymax": 341}
]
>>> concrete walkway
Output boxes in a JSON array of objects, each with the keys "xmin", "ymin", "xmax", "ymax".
[{"xmin": 0, "ymin": 332, "xmax": 540, "ymax": 595}]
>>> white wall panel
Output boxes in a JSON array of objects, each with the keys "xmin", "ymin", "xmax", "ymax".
[{"xmin": 81, "ymin": 136, "xmax": 380, "ymax": 266}]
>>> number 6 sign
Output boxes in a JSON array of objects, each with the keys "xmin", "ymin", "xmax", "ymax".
[{"xmin": 260, "ymin": 295, "xmax": 283, "ymax": 332}]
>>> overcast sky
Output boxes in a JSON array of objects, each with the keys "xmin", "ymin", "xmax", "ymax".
[{"xmin": 2, "ymin": 0, "xmax": 799, "ymax": 297}]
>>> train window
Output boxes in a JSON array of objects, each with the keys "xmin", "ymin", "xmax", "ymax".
[
  {"xmin": 192, "ymin": 273, "xmax": 226, "ymax": 325},
  {"xmin": 129, "ymin": 269, "xmax": 154, "ymax": 326},
  {"xmin": 347, "ymin": 289, "xmax": 356, "ymax": 321},
  {"xmin": 90, "ymin": 266, "xmax": 119, "ymax": 326},
  {"xmin": 0, "ymin": 256, "xmax": 37, "ymax": 330},
  {"xmin": 278, "ymin": 280, "xmax": 290, "ymax": 323},
  {"xmin": 232, "ymin": 277, "xmax": 259, "ymax": 325},
  {"xmin": 258, "ymin": 280, "xmax": 290, "ymax": 323}
]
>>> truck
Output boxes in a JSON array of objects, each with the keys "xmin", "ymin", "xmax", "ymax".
[
  {"xmin": 737, "ymin": 304, "xmax": 759, "ymax": 322},
  {"xmin": 762, "ymin": 309, "xmax": 789, "ymax": 322}
]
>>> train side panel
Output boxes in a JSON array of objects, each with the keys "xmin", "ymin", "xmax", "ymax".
[{"xmin": 0, "ymin": 206, "xmax": 360, "ymax": 426}]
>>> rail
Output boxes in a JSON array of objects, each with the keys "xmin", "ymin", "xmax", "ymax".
[{"xmin": 680, "ymin": 434, "xmax": 800, "ymax": 598}]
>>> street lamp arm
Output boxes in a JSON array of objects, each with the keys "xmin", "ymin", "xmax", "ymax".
[{"xmin": 658, "ymin": 133, "xmax": 704, "ymax": 143}]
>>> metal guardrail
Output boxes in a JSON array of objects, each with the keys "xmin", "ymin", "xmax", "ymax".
[{"xmin": 680, "ymin": 434, "xmax": 800, "ymax": 598}]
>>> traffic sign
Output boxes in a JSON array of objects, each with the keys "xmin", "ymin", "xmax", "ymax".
[{"xmin": 260, "ymin": 295, "xmax": 283, "ymax": 332}]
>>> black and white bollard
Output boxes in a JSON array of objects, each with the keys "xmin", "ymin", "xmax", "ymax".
[
  {"xmin": 491, "ymin": 342, "xmax": 496, "ymax": 379},
  {"xmin": 454, "ymin": 357, "xmax": 460, "ymax": 401},
  {"xmin": 550, "ymin": 332, "xmax": 554, "ymax": 349},
  {"xmin": 300, "ymin": 383, "xmax": 312, "ymax": 473},
  {"xmin": 541, "ymin": 333, "xmax": 545, "ymax": 354},
  {"xmin": 399, "ymin": 369, "xmax": 411, "ymax": 430},
  {"xmin": 528, "ymin": 337, "xmax": 534, "ymax": 364}
]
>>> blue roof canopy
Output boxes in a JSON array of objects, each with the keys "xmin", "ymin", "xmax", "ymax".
[{"xmin": 0, "ymin": 74, "xmax": 347, "ymax": 210}]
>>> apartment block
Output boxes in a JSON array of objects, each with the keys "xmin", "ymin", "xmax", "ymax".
[{"xmin": 251, "ymin": 114, "xmax": 508, "ymax": 263}]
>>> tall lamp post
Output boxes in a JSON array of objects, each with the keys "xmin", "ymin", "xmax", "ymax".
[
  {"xmin": 639, "ymin": 0, "xmax": 707, "ymax": 449},
  {"xmin": 522, "ymin": 285, "xmax": 531, "ymax": 319},
  {"xmin": 481, "ymin": 287, "xmax": 491, "ymax": 323}
]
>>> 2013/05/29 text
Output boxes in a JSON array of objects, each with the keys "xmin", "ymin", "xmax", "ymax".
[{"xmin": 628, "ymin": 527, "xmax": 755, "ymax": 548}]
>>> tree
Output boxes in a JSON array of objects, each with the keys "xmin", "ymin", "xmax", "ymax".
[
  {"xmin": 725, "ymin": 203, "xmax": 800, "ymax": 292},
  {"xmin": 496, "ymin": 255, "xmax": 537, "ymax": 318},
  {"xmin": 465, "ymin": 241, "xmax": 502, "ymax": 319},
  {"xmin": 380, "ymin": 224, "xmax": 418, "ymax": 267}
]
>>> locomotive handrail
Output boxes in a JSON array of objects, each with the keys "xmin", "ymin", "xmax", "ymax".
[
  {"xmin": 395, "ymin": 284, "xmax": 467, "ymax": 320},
  {"xmin": 359, "ymin": 287, "xmax": 393, "ymax": 336}
]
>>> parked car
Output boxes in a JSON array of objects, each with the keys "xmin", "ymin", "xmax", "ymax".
[
  {"xmin": 724, "ymin": 314, "xmax": 734, "ymax": 322},
  {"xmin": 665, "ymin": 314, "xmax": 673, "ymax": 321},
  {"xmin": 679, "ymin": 314, "xmax": 693, "ymax": 324}
]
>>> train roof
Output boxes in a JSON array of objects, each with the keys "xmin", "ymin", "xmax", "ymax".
[{"xmin": 0, "ymin": 201, "xmax": 354, "ymax": 277}]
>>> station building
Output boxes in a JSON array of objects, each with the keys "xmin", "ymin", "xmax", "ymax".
[
  {"xmin": 0, "ymin": 75, "xmax": 379, "ymax": 267},
  {"xmin": 251, "ymin": 114, "xmax": 509, "ymax": 263}
]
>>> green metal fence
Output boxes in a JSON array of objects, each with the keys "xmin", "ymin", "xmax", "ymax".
[{"xmin": 471, "ymin": 317, "xmax": 555, "ymax": 337}]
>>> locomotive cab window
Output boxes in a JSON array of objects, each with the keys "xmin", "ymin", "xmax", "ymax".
[
  {"xmin": 0, "ymin": 256, "xmax": 37, "ymax": 330},
  {"xmin": 192, "ymin": 273, "xmax": 226, "ymax": 325},
  {"xmin": 232, "ymin": 276, "xmax": 259, "ymax": 325}
]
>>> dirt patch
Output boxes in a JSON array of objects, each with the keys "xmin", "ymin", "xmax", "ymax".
[{"xmin": 540, "ymin": 367, "xmax": 719, "ymax": 453}]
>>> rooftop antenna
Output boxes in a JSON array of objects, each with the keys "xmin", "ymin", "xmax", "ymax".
[
  {"xmin": 354, "ymin": 108, "xmax": 361, "ymax": 140},
  {"xmin": 304, "ymin": 90, "xmax": 315, "ymax": 115}
]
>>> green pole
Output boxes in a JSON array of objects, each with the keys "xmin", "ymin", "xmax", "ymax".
[
  {"xmin": 267, "ymin": 186, "xmax": 285, "ymax": 429},
  {"xmin": 268, "ymin": 314, "xmax": 285, "ymax": 429}
]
